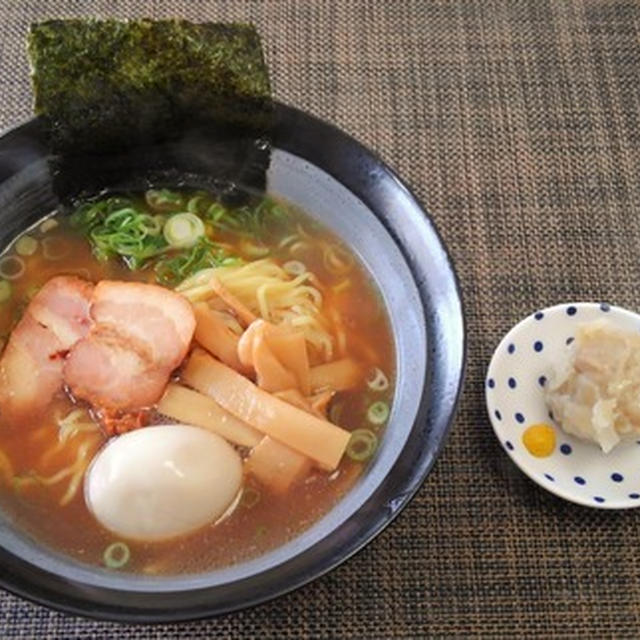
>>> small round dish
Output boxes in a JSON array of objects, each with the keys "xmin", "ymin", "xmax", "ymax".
[{"xmin": 486, "ymin": 302, "xmax": 640, "ymax": 509}]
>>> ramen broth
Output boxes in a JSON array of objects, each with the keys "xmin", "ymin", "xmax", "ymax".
[{"xmin": 0, "ymin": 192, "xmax": 394, "ymax": 574}]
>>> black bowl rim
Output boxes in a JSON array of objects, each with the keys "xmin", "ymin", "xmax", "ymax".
[{"xmin": 0, "ymin": 102, "xmax": 466, "ymax": 622}]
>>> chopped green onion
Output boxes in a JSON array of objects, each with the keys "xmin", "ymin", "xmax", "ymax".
[
  {"xmin": 0, "ymin": 256, "xmax": 25, "ymax": 280},
  {"xmin": 145, "ymin": 189, "xmax": 184, "ymax": 211},
  {"xmin": 240, "ymin": 486, "xmax": 261, "ymax": 509},
  {"xmin": 42, "ymin": 236, "xmax": 70, "ymax": 261},
  {"xmin": 187, "ymin": 195, "xmax": 208, "ymax": 215},
  {"xmin": 139, "ymin": 214, "xmax": 163, "ymax": 236},
  {"xmin": 153, "ymin": 214, "xmax": 168, "ymax": 229},
  {"xmin": 240, "ymin": 240, "xmax": 270, "ymax": 257},
  {"xmin": 72, "ymin": 198, "xmax": 168, "ymax": 269},
  {"xmin": 205, "ymin": 198, "xmax": 292, "ymax": 241},
  {"xmin": 367, "ymin": 367, "xmax": 390, "ymax": 392},
  {"xmin": 163, "ymin": 213, "xmax": 205, "ymax": 249},
  {"xmin": 206, "ymin": 202, "xmax": 227, "ymax": 223},
  {"xmin": 103, "ymin": 541, "xmax": 130, "ymax": 569},
  {"xmin": 283, "ymin": 260, "xmax": 306, "ymax": 276},
  {"xmin": 39, "ymin": 218, "xmax": 59, "ymax": 233},
  {"xmin": 346, "ymin": 429, "xmax": 378, "ymax": 462},
  {"xmin": 15, "ymin": 235, "xmax": 38, "ymax": 256},
  {"xmin": 0, "ymin": 280, "xmax": 11, "ymax": 303},
  {"xmin": 155, "ymin": 238, "xmax": 241, "ymax": 286},
  {"xmin": 367, "ymin": 401, "xmax": 389, "ymax": 425}
]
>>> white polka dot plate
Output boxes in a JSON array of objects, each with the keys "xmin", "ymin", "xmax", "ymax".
[{"xmin": 486, "ymin": 302, "xmax": 640, "ymax": 509}]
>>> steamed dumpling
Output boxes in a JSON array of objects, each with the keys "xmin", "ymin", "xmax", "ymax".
[
  {"xmin": 546, "ymin": 320, "xmax": 640, "ymax": 453},
  {"xmin": 85, "ymin": 424, "xmax": 242, "ymax": 541}
]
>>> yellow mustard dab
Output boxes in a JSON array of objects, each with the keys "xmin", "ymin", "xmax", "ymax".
[{"xmin": 522, "ymin": 423, "xmax": 556, "ymax": 457}]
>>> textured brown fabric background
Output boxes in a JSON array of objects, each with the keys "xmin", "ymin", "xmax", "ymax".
[{"xmin": 0, "ymin": 0, "xmax": 639, "ymax": 637}]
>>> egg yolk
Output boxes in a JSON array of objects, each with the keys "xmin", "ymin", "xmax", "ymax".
[{"xmin": 522, "ymin": 423, "xmax": 556, "ymax": 457}]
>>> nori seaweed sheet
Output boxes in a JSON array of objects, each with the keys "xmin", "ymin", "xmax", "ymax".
[{"xmin": 28, "ymin": 19, "xmax": 272, "ymax": 154}]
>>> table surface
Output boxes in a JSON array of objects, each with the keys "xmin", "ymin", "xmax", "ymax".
[{"xmin": 1, "ymin": 1, "xmax": 640, "ymax": 638}]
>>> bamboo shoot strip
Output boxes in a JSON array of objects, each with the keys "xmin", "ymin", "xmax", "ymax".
[
  {"xmin": 157, "ymin": 383, "xmax": 262, "ymax": 448},
  {"xmin": 245, "ymin": 436, "xmax": 312, "ymax": 494},
  {"xmin": 182, "ymin": 349, "xmax": 351, "ymax": 470},
  {"xmin": 193, "ymin": 302, "xmax": 247, "ymax": 373},
  {"xmin": 309, "ymin": 358, "xmax": 362, "ymax": 393},
  {"xmin": 267, "ymin": 331, "xmax": 311, "ymax": 396},
  {"xmin": 209, "ymin": 276, "xmax": 257, "ymax": 326}
]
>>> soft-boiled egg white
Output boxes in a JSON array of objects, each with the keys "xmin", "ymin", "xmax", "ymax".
[{"xmin": 85, "ymin": 424, "xmax": 243, "ymax": 541}]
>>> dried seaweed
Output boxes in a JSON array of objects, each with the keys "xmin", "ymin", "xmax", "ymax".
[{"xmin": 28, "ymin": 19, "xmax": 272, "ymax": 154}]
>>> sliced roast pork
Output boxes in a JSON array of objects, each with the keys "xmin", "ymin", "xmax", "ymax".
[{"xmin": 0, "ymin": 276, "xmax": 93, "ymax": 422}]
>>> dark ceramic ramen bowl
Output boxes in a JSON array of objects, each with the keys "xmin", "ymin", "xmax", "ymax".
[{"xmin": 0, "ymin": 104, "xmax": 465, "ymax": 622}]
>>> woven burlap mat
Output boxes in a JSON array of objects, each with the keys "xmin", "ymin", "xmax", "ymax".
[{"xmin": 1, "ymin": 1, "xmax": 640, "ymax": 637}]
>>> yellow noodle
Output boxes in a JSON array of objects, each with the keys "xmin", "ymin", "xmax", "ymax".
[
  {"xmin": 179, "ymin": 259, "xmax": 334, "ymax": 360},
  {"xmin": 35, "ymin": 411, "xmax": 101, "ymax": 505}
]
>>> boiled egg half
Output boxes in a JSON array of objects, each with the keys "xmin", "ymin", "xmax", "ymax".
[{"xmin": 85, "ymin": 424, "xmax": 243, "ymax": 541}]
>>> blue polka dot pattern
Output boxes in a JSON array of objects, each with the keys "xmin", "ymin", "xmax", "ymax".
[
  {"xmin": 629, "ymin": 493, "xmax": 640, "ymax": 500},
  {"xmin": 611, "ymin": 473, "xmax": 624, "ymax": 483},
  {"xmin": 600, "ymin": 303, "xmax": 610, "ymax": 312},
  {"xmin": 508, "ymin": 343, "xmax": 515, "ymax": 354},
  {"xmin": 494, "ymin": 410, "xmax": 502, "ymax": 420},
  {"xmin": 515, "ymin": 412, "xmax": 525, "ymax": 424},
  {"xmin": 505, "ymin": 441, "xmax": 513, "ymax": 451},
  {"xmin": 567, "ymin": 306, "xmax": 577, "ymax": 316},
  {"xmin": 487, "ymin": 378, "xmax": 495, "ymax": 389},
  {"xmin": 574, "ymin": 476, "xmax": 586, "ymax": 485},
  {"xmin": 533, "ymin": 340, "xmax": 543, "ymax": 352},
  {"xmin": 538, "ymin": 375, "xmax": 546, "ymax": 387},
  {"xmin": 544, "ymin": 473, "xmax": 554, "ymax": 481},
  {"xmin": 594, "ymin": 496, "xmax": 605, "ymax": 503},
  {"xmin": 566, "ymin": 337, "xmax": 574, "ymax": 345},
  {"xmin": 560, "ymin": 444, "xmax": 572, "ymax": 455},
  {"xmin": 508, "ymin": 377, "xmax": 517, "ymax": 389},
  {"xmin": 534, "ymin": 311, "xmax": 544, "ymax": 320}
]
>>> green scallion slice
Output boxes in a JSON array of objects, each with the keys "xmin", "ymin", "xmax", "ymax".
[
  {"xmin": 187, "ymin": 196, "xmax": 208, "ymax": 215},
  {"xmin": 0, "ymin": 256, "xmax": 26, "ymax": 280},
  {"xmin": 103, "ymin": 541, "xmax": 130, "ymax": 569},
  {"xmin": 367, "ymin": 401, "xmax": 390, "ymax": 425},
  {"xmin": 42, "ymin": 236, "xmax": 70, "ymax": 261},
  {"xmin": 164, "ymin": 213, "xmax": 206, "ymax": 249},
  {"xmin": 346, "ymin": 429, "xmax": 378, "ymax": 462},
  {"xmin": 145, "ymin": 189, "xmax": 184, "ymax": 212},
  {"xmin": 366, "ymin": 367, "xmax": 390, "ymax": 392},
  {"xmin": 240, "ymin": 486, "xmax": 261, "ymax": 509},
  {"xmin": 15, "ymin": 235, "xmax": 38, "ymax": 256}
]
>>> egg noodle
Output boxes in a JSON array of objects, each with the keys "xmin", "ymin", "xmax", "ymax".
[{"xmin": 177, "ymin": 259, "xmax": 334, "ymax": 360}]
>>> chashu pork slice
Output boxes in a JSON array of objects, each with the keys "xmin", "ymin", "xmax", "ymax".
[
  {"xmin": 64, "ymin": 325, "xmax": 169, "ymax": 410},
  {"xmin": 64, "ymin": 281, "xmax": 196, "ymax": 411},
  {"xmin": 90, "ymin": 281, "xmax": 195, "ymax": 370},
  {"xmin": 0, "ymin": 276, "xmax": 93, "ymax": 422}
]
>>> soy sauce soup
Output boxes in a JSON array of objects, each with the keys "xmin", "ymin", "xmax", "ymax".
[{"xmin": 0, "ymin": 189, "xmax": 394, "ymax": 574}]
